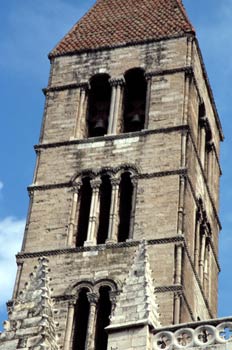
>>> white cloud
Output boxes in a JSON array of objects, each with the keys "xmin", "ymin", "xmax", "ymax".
[
  {"xmin": 0, "ymin": 182, "xmax": 3, "ymax": 191},
  {"xmin": 0, "ymin": 217, "xmax": 25, "ymax": 306}
]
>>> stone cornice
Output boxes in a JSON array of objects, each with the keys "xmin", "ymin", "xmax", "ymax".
[
  {"xmin": 16, "ymin": 236, "xmax": 184, "ymax": 260},
  {"xmin": 146, "ymin": 66, "xmax": 193, "ymax": 79},
  {"xmin": 155, "ymin": 284, "xmax": 182, "ymax": 293},
  {"xmin": 34, "ymin": 125, "xmax": 188, "ymax": 151},
  {"xmin": 43, "ymin": 82, "xmax": 89, "ymax": 95},
  {"xmin": 139, "ymin": 168, "xmax": 187, "ymax": 179},
  {"xmin": 28, "ymin": 168, "xmax": 187, "ymax": 193}
]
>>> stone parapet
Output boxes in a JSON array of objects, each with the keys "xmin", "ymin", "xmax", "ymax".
[{"xmin": 153, "ymin": 318, "xmax": 232, "ymax": 350}]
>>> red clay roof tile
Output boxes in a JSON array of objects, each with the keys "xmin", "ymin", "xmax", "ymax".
[{"xmin": 50, "ymin": 0, "xmax": 195, "ymax": 57}]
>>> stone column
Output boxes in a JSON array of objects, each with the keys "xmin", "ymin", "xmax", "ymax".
[
  {"xmin": 206, "ymin": 142, "xmax": 213, "ymax": 186},
  {"xmin": 128, "ymin": 175, "xmax": 138, "ymax": 240},
  {"xmin": 85, "ymin": 292, "xmax": 99, "ymax": 350},
  {"xmin": 194, "ymin": 210, "xmax": 201, "ymax": 273},
  {"xmin": 108, "ymin": 77, "xmax": 125, "ymax": 134},
  {"xmin": 199, "ymin": 229, "xmax": 206, "ymax": 283},
  {"xmin": 85, "ymin": 178, "xmax": 102, "ymax": 246},
  {"xmin": 175, "ymin": 244, "xmax": 182, "ymax": 285},
  {"xmin": 203, "ymin": 242, "xmax": 210, "ymax": 296},
  {"xmin": 144, "ymin": 74, "xmax": 152, "ymax": 129},
  {"xmin": 64, "ymin": 299, "xmax": 76, "ymax": 350},
  {"xmin": 199, "ymin": 117, "xmax": 207, "ymax": 168},
  {"xmin": 74, "ymin": 83, "xmax": 89, "ymax": 139},
  {"xmin": 177, "ymin": 175, "xmax": 185, "ymax": 235},
  {"xmin": 67, "ymin": 182, "xmax": 82, "ymax": 247},
  {"xmin": 173, "ymin": 291, "xmax": 181, "ymax": 324},
  {"xmin": 107, "ymin": 177, "xmax": 120, "ymax": 243}
]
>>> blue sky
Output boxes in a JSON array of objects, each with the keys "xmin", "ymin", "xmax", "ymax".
[{"xmin": 0, "ymin": 0, "xmax": 232, "ymax": 329}]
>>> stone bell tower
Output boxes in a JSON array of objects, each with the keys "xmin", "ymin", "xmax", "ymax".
[{"xmin": 0, "ymin": 0, "xmax": 227, "ymax": 349}]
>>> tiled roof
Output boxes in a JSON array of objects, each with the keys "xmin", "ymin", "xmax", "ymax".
[{"xmin": 50, "ymin": 0, "xmax": 195, "ymax": 57}]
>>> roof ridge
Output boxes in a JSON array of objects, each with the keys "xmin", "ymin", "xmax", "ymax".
[{"xmin": 173, "ymin": 0, "xmax": 195, "ymax": 33}]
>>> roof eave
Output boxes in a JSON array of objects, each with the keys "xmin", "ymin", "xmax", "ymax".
[{"xmin": 48, "ymin": 31, "xmax": 195, "ymax": 60}]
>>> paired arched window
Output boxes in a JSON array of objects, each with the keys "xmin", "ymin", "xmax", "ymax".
[
  {"xmin": 72, "ymin": 169, "xmax": 137, "ymax": 247},
  {"xmin": 85, "ymin": 68, "xmax": 147, "ymax": 138},
  {"xmin": 71, "ymin": 283, "xmax": 114, "ymax": 350}
]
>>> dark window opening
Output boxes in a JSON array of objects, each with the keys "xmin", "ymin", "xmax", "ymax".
[
  {"xmin": 197, "ymin": 101, "xmax": 206, "ymax": 148},
  {"xmin": 76, "ymin": 177, "xmax": 92, "ymax": 247},
  {"xmin": 118, "ymin": 172, "xmax": 133, "ymax": 242},
  {"xmin": 123, "ymin": 68, "xmax": 147, "ymax": 133},
  {"xmin": 199, "ymin": 101, "xmax": 206, "ymax": 120},
  {"xmin": 95, "ymin": 287, "xmax": 111, "ymax": 350},
  {"xmin": 97, "ymin": 175, "xmax": 112, "ymax": 244},
  {"xmin": 88, "ymin": 74, "xmax": 111, "ymax": 137},
  {"xmin": 72, "ymin": 289, "xmax": 90, "ymax": 350}
]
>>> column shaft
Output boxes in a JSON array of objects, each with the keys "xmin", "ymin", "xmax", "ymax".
[
  {"xmin": 107, "ymin": 179, "xmax": 120, "ymax": 243},
  {"xmin": 128, "ymin": 178, "xmax": 138, "ymax": 240},
  {"xmin": 199, "ymin": 233, "xmax": 206, "ymax": 282},
  {"xmin": 108, "ymin": 86, "xmax": 117, "ymax": 134},
  {"xmin": 199, "ymin": 124, "xmax": 206, "ymax": 168},
  {"xmin": 74, "ymin": 85, "xmax": 88, "ymax": 138},
  {"xmin": 64, "ymin": 301, "xmax": 75, "ymax": 350},
  {"xmin": 194, "ymin": 217, "xmax": 201, "ymax": 273},
  {"xmin": 111, "ymin": 85, "xmax": 121, "ymax": 134},
  {"xmin": 67, "ymin": 184, "xmax": 81, "ymax": 246},
  {"xmin": 85, "ymin": 179, "xmax": 101, "ymax": 246},
  {"xmin": 85, "ymin": 293, "xmax": 99, "ymax": 350},
  {"xmin": 144, "ymin": 76, "xmax": 151, "ymax": 129}
]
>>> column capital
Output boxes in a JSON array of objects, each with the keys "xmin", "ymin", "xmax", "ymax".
[
  {"xmin": 87, "ymin": 292, "xmax": 99, "ymax": 305},
  {"xmin": 90, "ymin": 178, "xmax": 102, "ymax": 189},
  {"xmin": 109, "ymin": 290, "xmax": 120, "ymax": 304},
  {"xmin": 199, "ymin": 115, "xmax": 207, "ymax": 128},
  {"xmin": 109, "ymin": 76, "xmax": 125, "ymax": 87},
  {"xmin": 68, "ymin": 298, "xmax": 76, "ymax": 307},
  {"xmin": 206, "ymin": 140, "xmax": 214, "ymax": 152},
  {"xmin": 144, "ymin": 72, "xmax": 152, "ymax": 81},
  {"xmin": 72, "ymin": 181, "xmax": 82, "ymax": 193},
  {"xmin": 79, "ymin": 82, "xmax": 90, "ymax": 92},
  {"xmin": 110, "ymin": 177, "xmax": 121, "ymax": 187},
  {"xmin": 130, "ymin": 174, "xmax": 139, "ymax": 186}
]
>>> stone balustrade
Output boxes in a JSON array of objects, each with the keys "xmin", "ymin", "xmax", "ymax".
[{"xmin": 153, "ymin": 318, "xmax": 232, "ymax": 350}]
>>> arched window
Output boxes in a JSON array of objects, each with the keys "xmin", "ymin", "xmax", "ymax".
[
  {"xmin": 97, "ymin": 174, "xmax": 112, "ymax": 244},
  {"xmin": 95, "ymin": 286, "xmax": 112, "ymax": 350},
  {"xmin": 76, "ymin": 177, "xmax": 92, "ymax": 247},
  {"xmin": 72, "ymin": 288, "xmax": 90, "ymax": 350},
  {"xmin": 118, "ymin": 172, "xmax": 133, "ymax": 242},
  {"xmin": 123, "ymin": 68, "xmax": 147, "ymax": 133},
  {"xmin": 87, "ymin": 74, "xmax": 111, "ymax": 137}
]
